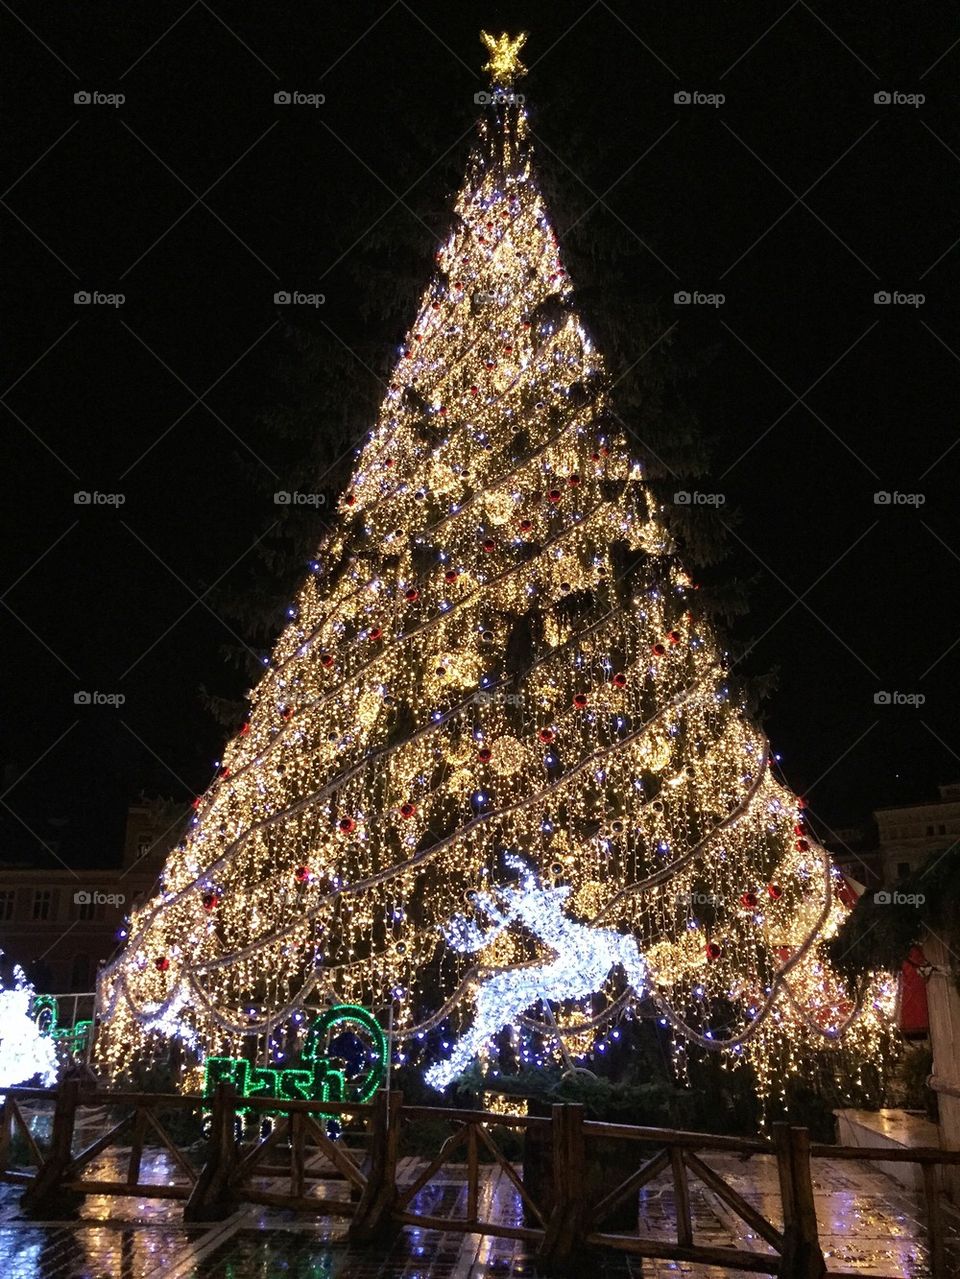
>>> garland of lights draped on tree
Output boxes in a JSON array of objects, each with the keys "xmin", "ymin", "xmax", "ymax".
[{"xmin": 97, "ymin": 33, "xmax": 894, "ymax": 1103}]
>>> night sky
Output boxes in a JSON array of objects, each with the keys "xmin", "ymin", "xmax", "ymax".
[{"xmin": 3, "ymin": 2, "xmax": 958, "ymax": 871}]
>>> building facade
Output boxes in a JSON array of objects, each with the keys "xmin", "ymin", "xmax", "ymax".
[{"xmin": 0, "ymin": 798, "xmax": 186, "ymax": 993}]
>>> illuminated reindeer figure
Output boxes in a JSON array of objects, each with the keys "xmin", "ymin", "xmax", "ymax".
[{"xmin": 426, "ymin": 854, "xmax": 648, "ymax": 1089}]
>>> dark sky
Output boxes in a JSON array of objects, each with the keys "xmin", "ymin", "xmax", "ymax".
[{"xmin": 2, "ymin": 1, "xmax": 958, "ymax": 870}]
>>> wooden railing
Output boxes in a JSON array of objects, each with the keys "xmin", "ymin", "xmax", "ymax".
[{"xmin": 3, "ymin": 1083, "xmax": 959, "ymax": 1277}]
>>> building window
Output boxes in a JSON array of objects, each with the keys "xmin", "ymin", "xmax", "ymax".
[
  {"xmin": 938, "ymin": 824, "xmax": 946, "ymax": 836},
  {"xmin": 0, "ymin": 889, "xmax": 14, "ymax": 921},
  {"xmin": 897, "ymin": 861, "xmax": 911, "ymax": 879},
  {"xmin": 926, "ymin": 825, "xmax": 934, "ymax": 836},
  {"xmin": 75, "ymin": 894, "xmax": 96, "ymax": 921},
  {"xmin": 32, "ymin": 889, "xmax": 53, "ymax": 920}
]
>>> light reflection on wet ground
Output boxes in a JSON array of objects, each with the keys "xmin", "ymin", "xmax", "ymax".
[{"xmin": 1, "ymin": 1147, "xmax": 957, "ymax": 1277}]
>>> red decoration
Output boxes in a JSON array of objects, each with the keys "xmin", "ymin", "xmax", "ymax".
[
  {"xmin": 538, "ymin": 727, "xmax": 555, "ymax": 743},
  {"xmin": 482, "ymin": 538, "xmax": 496, "ymax": 553},
  {"xmin": 281, "ymin": 706, "xmax": 294, "ymax": 721},
  {"xmin": 338, "ymin": 817, "xmax": 357, "ymax": 834},
  {"xmin": 705, "ymin": 942, "xmax": 722, "ymax": 962},
  {"xmin": 239, "ymin": 722, "xmax": 250, "ymax": 736},
  {"xmin": 573, "ymin": 693, "xmax": 588, "ymax": 708},
  {"xmin": 404, "ymin": 588, "xmax": 420, "ymax": 603},
  {"xmin": 519, "ymin": 519, "xmax": 533, "ymax": 532},
  {"xmin": 652, "ymin": 643, "xmax": 667, "ymax": 657},
  {"xmin": 470, "ymin": 385, "xmax": 479, "ymax": 396},
  {"xmin": 612, "ymin": 672, "xmax": 627, "ymax": 688},
  {"xmin": 399, "ymin": 801, "xmax": 417, "ymax": 818},
  {"xmin": 444, "ymin": 569, "xmax": 459, "ymax": 583},
  {"xmin": 345, "ymin": 493, "xmax": 355, "ymax": 506},
  {"xmin": 547, "ymin": 488, "xmax": 563, "ymax": 503},
  {"xmin": 797, "ymin": 796, "xmax": 807, "ymax": 809},
  {"xmin": 202, "ymin": 892, "xmax": 219, "ymax": 912},
  {"xmin": 591, "ymin": 451, "xmax": 601, "ymax": 462},
  {"xmin": 793, "ymin": 823, "xmax": 804, "ymax": 835},
  {"xmin": 766, "ymin": 883, "xmax": 783, "ymax": 901},
  {"xmin": 739, "ymin": 891, "xmax": 759, "ymax": 910},
  {"xmin": 477, "ymin": 747, "xmax": 492, "ymax": 763},
  {"xmin": 191, "ymin": 796, "xmax": 202, "ymax": 811},
  {"xmin": 155, "ymin": 956, "xmax": 170, "ymax": 972},
  {"xmin": 294, "ymin": 866, "xmax": 311, "ymax": 883},
  {"xmin": 667, "ymin": 630, "xmax": 682, "ymax": 645},
  {"xmin": 568, "ymin": 473, "xmax": 581, "ymax": 487},
  {"xmin": 369, "ymin": 626, "xmax": 383, "ymax": 640},
  {"xmin": 796, "ymin": 838, "xmax": 810, "ymax": 852},
  {"xmin": 320, "ymin": 652, "xmax": 334, "ymax": 668}
]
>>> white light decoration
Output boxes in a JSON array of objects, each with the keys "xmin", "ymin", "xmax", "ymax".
[
  {"xmin": 0, "ymin": 964, "xmax": 58, "ymax": 1088},
  {"xmin": 425, "ymin": 855, "xmax": 647, "ymax": 1089}
]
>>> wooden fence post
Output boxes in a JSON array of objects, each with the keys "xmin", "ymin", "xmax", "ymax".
[
  {"xmin": 184, "ymin": 1082, "xmax": 238, "ymax": 1222},
  {"xmin": 21, "ymin": 1079, "xmax": 81, "ymax": 1217},
  {"xmin": 349, "ymin": 1089, "xmax": 402, "ymax": 1244},
  {"xmin": 538, "ymin": 1103, "xmax": 586, "ymax": 1271},
  {"xmin": 774, "ymin": 1123, "xmax": 826, "ymax": 1279}
]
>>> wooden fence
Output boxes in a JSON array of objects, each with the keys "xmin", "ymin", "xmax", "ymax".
[{"xmin": 2, "ymin": 1083, "xmax": 959, "ymax": 1278}]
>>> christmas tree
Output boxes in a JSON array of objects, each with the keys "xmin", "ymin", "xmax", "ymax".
[{"xmin": 98, "ymin": 34, "xmax": 893, "ymax": 1103}]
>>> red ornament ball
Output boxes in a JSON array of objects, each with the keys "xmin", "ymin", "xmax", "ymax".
[
  {"xmin": 338, "ymin": 817, "xmax": 357, "ymax": 834},
  {"xmin": 519, "ymin": 518, "xmax": 533, "ymax": 532},
  {"xmin": 573, "ymin": 693, "xmax": 588, "ymax": 708},
  {"xmin": 739, "ymin": 891, "xmax": 759, "ymax": 910},
  {"xmin": 667, "ymin": 630, "xmax": 682, "ymax": 645},
  {"xmin": 705, "ymin": 942, "xmax": 722, "ymax": 962},
  {"xmin": 399, "ymin": 801, "xmax": 417, "ymax": 819},
  {"xmin": 547, "ymin": 488, "xmax": 563, "ymax": 503},
  {"xmin": 320, "ymin": 652, "xmax": 334, "ymax": 668},
  {"xmin": 369, "ymin": 626, "xmax": 383, "ymax": 640},
  {"xmin": 470, "ymin": 385, "xmax": 479, "ymax": 396},
  {"xmin": 444, "ymin": 569, "xmax": 460, "ymax": 583},
  {"xmin": 482, "ymin": 538, "xmax": 496, "ymax": 553},
  {"xmin": 202, "ymin": 892, "xmax": 219, "ymax": 912},
  {"xmin": 404, "ymin": 587, "xmax": 420, "ymax": 603},
  {"xmin": 294, "ymin": 865, "xmax": 311, "ymax": 883},
  {"xmin": 796, "ymin": 838, "xmax": 810, "ymax": 852},
  {"xmin": 477, "ymin": 747, "xmax": 492, "ymax": 763},
  {"xmin": 767, "ymin": 883, "xmax": 783, "ymax": 901},
  {"xmin": 652, "ymin": 643, "xmax": 667, "ymax": 657},
  {"xmin": 155, "ymin": 956, "xmax": 170, "ymax": 972},
  {"xmin": 612, "ymin": 672, "xmax": 627, "ymax": 688},
  {"xmin": 538, "ymin": 727, "xmax": 555, "ymax": 744},
  {"xmin": 568, "ymin": 473, "xmax": 581, "ymax": 487}
]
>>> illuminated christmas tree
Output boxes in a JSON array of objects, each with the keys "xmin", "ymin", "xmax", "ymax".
[{"xmin": 98, "ymin": 34, "xmax": 893, "ymax": 1101}]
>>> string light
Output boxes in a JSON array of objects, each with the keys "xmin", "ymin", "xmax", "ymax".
[{"xmin": 96, "ymin": 37, "xmax": 893, "ymax": 1102}]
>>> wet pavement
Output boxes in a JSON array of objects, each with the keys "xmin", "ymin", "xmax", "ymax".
[{"xmin": 1, "ymin": 1144, "xmax": 958, "ymax": 1277}]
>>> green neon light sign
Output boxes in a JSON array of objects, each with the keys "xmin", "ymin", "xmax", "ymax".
[
  {"xmin": 202, "ymin": 1003, "xmax": 387, "ymax": 1111},
  {"xmin": 33, "ymin": 995, "xmax": 92, "ymax": 1056}
]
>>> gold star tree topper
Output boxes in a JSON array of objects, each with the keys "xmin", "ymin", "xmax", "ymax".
[{"xmin": 481, "ymin": 30, "xmax": 528, "ymax": 86}]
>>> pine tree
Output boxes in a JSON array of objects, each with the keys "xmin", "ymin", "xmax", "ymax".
[{"xmin": 98, "ymin": 35, "xmax": 892, "ymax": 1102}]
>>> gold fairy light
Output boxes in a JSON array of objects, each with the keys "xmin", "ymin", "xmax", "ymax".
[{"xmin": 95, "ymin": 35, "xmax": 893, "ymax": 1104}]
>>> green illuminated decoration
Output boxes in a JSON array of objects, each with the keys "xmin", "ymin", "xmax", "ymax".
[
  {"xmin": 202, "ymin": 1004, "xmax": 387, "ymax": 1110},
  {"xmin": 33, "ymin": 995, "xmax": 92, "ymax": 1057}
]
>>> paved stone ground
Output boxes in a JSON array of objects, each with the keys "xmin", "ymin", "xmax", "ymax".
[{"xmin": 1, "ymin": 1144, "xmax": 958, "ymax": 1277}]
